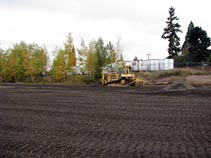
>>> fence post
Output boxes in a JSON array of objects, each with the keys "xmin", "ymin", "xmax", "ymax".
[
  {"xmin": 186, "ymin": 62, "xmax": 189, "ymax": 69},
  {"xmin": 202, "ymin": 62, "xmax": 204, "ymax": 71}
]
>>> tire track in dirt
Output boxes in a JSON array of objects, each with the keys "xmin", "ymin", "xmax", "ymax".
[{"xmin": 0, "ymin": 85, "xmax": 210, "ymax": 158}]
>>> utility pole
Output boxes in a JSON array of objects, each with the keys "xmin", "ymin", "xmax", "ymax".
[
  {"xmin": 146, "ymin": 53, "xmax": 151, "ymax": 60},
  {"xmin": 146, "ymin": 53, "xmax": 151, "ymax": 71}
]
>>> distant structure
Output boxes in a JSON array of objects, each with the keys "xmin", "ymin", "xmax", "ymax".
[
  {"xmin": 146, "ymin": 54, "xmax": 151, "ymax": 60},
  {"xmin": 132, "ymin": 58, "xmax": 174, "ymax": 72}
]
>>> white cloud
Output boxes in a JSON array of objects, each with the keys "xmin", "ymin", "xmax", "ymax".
[{"xmin": 0, "ymin": 0, "xmax": 211, "ymax": 60}]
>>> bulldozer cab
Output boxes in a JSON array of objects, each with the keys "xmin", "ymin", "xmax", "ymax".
[{"xmin": 118, "ymin": 66, "xmax": 131, "ymax": 74}]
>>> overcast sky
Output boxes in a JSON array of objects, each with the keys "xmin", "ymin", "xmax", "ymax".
[{"xmin": 0, "ymin": 0, "xmax": 211, "ymax": 60}]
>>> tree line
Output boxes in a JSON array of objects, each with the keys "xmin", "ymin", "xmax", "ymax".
[
  {"xmin": 0, "ymin": 33, "xmax": 123, "ymax": 82},
  {"xmin": 162, "ymin": 7, "xmax": 211, "ymax": 63},
  {"xmin": 0, "ymin": 42, "xmax": 48, "ymax": 82},
  {"xmin": 1, "ymin": 6, "xmax": 210, "ymax": 83},
  {"xmin": 77, "ymin": 37, "xmax": 123, "ymax": 80}
]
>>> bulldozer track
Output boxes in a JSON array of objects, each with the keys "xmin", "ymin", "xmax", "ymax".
[{"xmin": 0, "ymin": 84, "xmax": 210, "ymax": 158}]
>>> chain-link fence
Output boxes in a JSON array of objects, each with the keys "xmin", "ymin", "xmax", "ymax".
[{"xmin": 174, "ymin": 62, "xmax": 211, "ymax": 71}]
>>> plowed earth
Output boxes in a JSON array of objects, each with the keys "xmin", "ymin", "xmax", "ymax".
[{"xmin": 0, "ymin": 84, "xmax": 210, "ymax": 158}]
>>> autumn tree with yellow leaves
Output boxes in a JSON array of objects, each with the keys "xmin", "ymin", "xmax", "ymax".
[
  {"xmin": 0, "ymin": 42, "xmax": 48, "ymax": 82},
  {"xmin": 52, "ymin": 50, "xmax": 66, "ymax": 81},
  {"xmin": 51, "ymin": 33, "xmax": 77, "ymax": 81},
  {"xmin": 78, "ymin": 38, "xmax": 123, "ymax": 79}
]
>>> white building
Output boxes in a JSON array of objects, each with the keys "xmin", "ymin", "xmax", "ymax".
[{"xmin": 132, "ymin": 59, "xmax": 174, "ymax": 71}]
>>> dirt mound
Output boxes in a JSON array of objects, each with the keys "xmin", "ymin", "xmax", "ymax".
[{"xmin": 163, "ymin": 82, "xmax": 195, "ymax": 91}]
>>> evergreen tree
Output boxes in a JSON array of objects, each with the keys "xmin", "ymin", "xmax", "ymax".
[
  {"xmin": 162, "ymin": 7, "xmax": 182, "ymax": 58},
  {"xmin": 188, "ymin": 26, "xmax": 211, "ymax": 62},
  {"xmin": 208, "ymin": 53, "xmax": 211, "ymax": 62},
  {"xmin": 182, "ymin": 21, "xmax": 194, "ymax": 50}
]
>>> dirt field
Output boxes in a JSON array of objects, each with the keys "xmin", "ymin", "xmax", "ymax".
[{"xmin": 0, "ymin": 84, "xmax": 210, "ymax": 158}]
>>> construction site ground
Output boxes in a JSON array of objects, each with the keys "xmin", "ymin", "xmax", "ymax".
[{"xmin": 0, "ymin": 83, "xmax": 211, "ymax": 158}]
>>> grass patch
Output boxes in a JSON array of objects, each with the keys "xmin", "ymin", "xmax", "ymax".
[{"xmin": 140, "ymin": 68, "xmax": 209, "ymax": 79}]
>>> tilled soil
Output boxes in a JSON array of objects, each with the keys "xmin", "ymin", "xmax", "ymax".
[{"xmin": 0, "ymin": 84, "xmax": 210, "ymax": 158}]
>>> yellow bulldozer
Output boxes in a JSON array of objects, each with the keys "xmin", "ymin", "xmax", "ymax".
[{"xmin": 101, "ymin": 61, "xmax": 143, "ymax": 86}]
